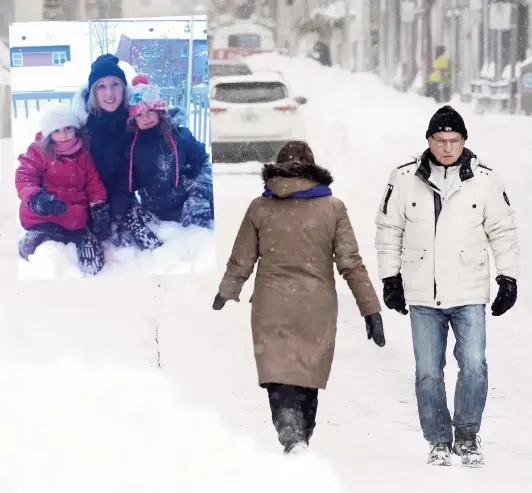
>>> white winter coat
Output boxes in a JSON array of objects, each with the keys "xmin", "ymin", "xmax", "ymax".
[{"xmin": 375, "ymin": 149, "xmax": 519, "ymax": 309}]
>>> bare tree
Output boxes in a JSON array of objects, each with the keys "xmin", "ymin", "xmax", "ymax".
[{"xmin": 91, "ymin": 21, "xmax": 119, "ymax": 56}]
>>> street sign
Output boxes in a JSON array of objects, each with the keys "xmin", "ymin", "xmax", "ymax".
[{"xmin": 489, "ymin": 3, "xmax": 513, "ymax": 30}]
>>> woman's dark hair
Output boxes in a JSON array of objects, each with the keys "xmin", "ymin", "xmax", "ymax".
[
  {"xmin": 276, "ymin": 140, "xmax": 315, "ymax": 165},
  {"xmin": 40, "ymin": 127, "xmax": 87, "ymax": 160}
]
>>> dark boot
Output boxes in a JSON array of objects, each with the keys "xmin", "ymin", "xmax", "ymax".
[
  {"xmin": 453, "ymin": 426, "xmax": 484, "ymax": 466},
  {"xmin": 273, "ymin": 408, "xmax": 307, "ymax": 454},
  {"xmin": 122, "ymin": 205, "xmax": 163, "ymax": 251},
  {"xmin": 19, "ymin": 223, "xmax": 69, "ymax": 260},
  {"xmin": 76, "ymin": 229, "xmax": 105, "ymax": 275}
]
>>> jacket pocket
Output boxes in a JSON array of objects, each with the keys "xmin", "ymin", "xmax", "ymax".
[
  {"xmin": 460, "ymin": 249, "xmax": 489, "ymax": 280},
  {"xmin": 401, "ymin": 248, "xmax": 428, "ymax": 290}
]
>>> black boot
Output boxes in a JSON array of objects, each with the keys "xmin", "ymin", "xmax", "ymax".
[
  {"xmin": 453, "ymin": 426, "xmax": 484, "ymax": 467},
  {"xmin": 19, "ymin": 223, "xmax": 69, "ymax": 260},
  {"xmin": 273, "ymin": 408, "xmax": 307, "ymax": 454},
  {"xmin": 76, "ymin": 229, "xmax": 105, "ymax": 275},
  {"xmin": 122, "ymin": 205, "xmax": 163, "ymax": 251}
]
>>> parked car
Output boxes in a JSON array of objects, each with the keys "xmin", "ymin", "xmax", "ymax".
[
  {"xmin": 209, "ymin": 58, "xmax": 252, "ymax": 79},
  {"xmin": 210, "ymin": 72, "xmax": 307, "ymax": 162}
]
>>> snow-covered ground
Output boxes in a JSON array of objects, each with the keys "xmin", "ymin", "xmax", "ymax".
[{"xmin": 0, "ymin": 53, "xmax": 531, "ymax": 491}]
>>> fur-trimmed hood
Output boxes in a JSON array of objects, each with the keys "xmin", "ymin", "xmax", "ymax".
[
  {"xmin": 261, "ymin": 160, "xmax": 334, "ymax": 198},
  {"xmin": 261, "ymin": 161, "xmax": 333, "ymax": 185}
]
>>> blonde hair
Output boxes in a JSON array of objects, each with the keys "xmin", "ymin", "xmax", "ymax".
[{"xmin": 87, "ymin": 77, "xmax": 129, "ymax": 114}]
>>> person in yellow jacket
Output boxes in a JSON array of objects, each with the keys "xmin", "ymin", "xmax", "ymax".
[{"xmin": 426, "ymin": 46, "xmax": 451, "ymax": 103}]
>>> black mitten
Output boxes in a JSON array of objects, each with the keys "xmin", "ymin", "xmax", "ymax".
[
  {"xmin": 491, "ymin": 275, "xmax": 517, "ymax": 316},
  {"xmin": 91, "ymin": 202, "xmax": 111, "ymax": 240},
  {"xmin": 365, "ymin": 312, "xmax": 386, "ymax": 347},
  {"xmin": 212, "ymin": 293, "xmax": 226, "ymax": 310},
  {"xmin": 383, "ymin": 274, "xmax": 408, "ymax": 315},
  {"xmin": 181, "ymin": 194, "xmax": 213, "ymax": 228},
  {"xmin": 212, "ymin": 293, "xmax": 239, "ymax": 310},
  {"xmin": 29, "ymin": 191, "xmax": 67, "ymax": 216}
]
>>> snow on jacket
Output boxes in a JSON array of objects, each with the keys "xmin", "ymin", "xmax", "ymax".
[
  {"xmin": 128, "ymin": 121, "xmax": 213, "ymax": 223},
  {"xmin": 16, "ymin": 132, "xmax": 107, "ymax": 231},
  {"xmin": 375, "ymin": 148, "xmax": 519, "ymax": 309},
  {"xmin": 218, "ymin": 161, "xmax": 381, "ymax": 389},
  {"xmin": 72, "ymin": 86, "xmax": 136, "ymax": 219}
]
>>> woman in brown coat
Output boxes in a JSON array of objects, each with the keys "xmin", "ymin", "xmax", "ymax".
[{"xmin": 213, "ymin": 141, "xmax": 385, "ymax": 454}]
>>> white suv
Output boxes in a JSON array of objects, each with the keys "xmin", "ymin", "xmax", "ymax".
[{"xmin": 210, "ymin": 72, "xmax": 307, "ymax": 162}]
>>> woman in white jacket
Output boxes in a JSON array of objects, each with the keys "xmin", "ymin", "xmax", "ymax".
[{"xmin": 375, "ymin": 105, "xmax": 519, "ymax": 468}]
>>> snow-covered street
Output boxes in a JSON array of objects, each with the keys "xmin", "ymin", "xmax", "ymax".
[{"xmin": 1, "ymin": 53, "xmax": 531, "ymax": 491}]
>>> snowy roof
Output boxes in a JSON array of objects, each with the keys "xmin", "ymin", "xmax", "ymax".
[{"xmin": 9, "ymin": 22, "xmax": 75, "ymax": 47}]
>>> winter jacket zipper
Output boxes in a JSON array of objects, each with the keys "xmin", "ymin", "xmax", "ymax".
[{"xmin": 433, "ymin": 191, "xmax": 442, "ymax": 300}]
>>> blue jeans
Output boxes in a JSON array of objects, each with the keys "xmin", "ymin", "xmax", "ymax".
[{"xmin": 409, "ymin": 305, "xmax": 488, "ymax": 445}]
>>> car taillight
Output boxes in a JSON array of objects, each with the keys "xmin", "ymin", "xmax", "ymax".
[
  {"xmin": 211, "ymin": 108, "xmax": 227, "ymax": 113},
  {"xmin": 274, "ymin": 106, "xmax": 297, "ymax": 112}
]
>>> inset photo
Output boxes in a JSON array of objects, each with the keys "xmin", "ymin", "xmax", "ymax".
[{"xmin": 9, "ymin": 15, "xmax": 214, "ymax": 279}]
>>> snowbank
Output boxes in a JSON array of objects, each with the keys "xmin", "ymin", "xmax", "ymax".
[{"xmin": 1, "ymin": 52, "xmax": 532, "ymax": 491}]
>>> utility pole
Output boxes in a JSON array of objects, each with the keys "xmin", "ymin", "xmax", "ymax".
[
  {"xmin": 186, "ymin": 16, "xmax": 194, "ymax": 127},
  {"xmin": 379, "ymin": 0, "xmax": 387, "ymax": 80},
  {"xmin": 509, "ymin": 0, "xmax": 518, "ymax": 112}
]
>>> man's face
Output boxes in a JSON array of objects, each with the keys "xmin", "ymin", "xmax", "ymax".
[{"xmin": 428, "ymin": 131, "xmax": 464, "ymax": 165}]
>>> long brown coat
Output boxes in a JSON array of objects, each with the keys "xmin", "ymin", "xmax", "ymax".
[{"xmin": 218, "ymin": 161, "xmax": 381, "ymax": 389}]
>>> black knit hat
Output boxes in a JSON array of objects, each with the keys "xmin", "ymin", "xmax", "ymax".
[
  {"xmin": 88, "ymin": 54, "xmax": 127, "ymax": 92},
  {"xmin": 426, "ymin": 105, "xmax": 468, "ymax": 140}
]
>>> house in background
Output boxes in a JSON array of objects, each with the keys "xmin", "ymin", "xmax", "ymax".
[
  {"xmin": 10, "ymin": 44, "xmax": 71, "ymax": 68},
  {"xmin": 116, "ymin": 34, "xmax": 208, "ymax": 88},
  {"xmin": 9, "ymin": 27, "xmax": 72, "ymax": 68}
]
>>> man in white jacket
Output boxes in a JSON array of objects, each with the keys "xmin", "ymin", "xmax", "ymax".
[{"xmin": 375, "ymin": 106, "xmax": 519, "ymax": 467}]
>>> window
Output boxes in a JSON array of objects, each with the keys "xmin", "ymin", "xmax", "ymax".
[
  {"xmin": 11, "ymin": 53, "xmax": 23, "ymax": 67},
  {"xmin": 213, "ymin": 82, "xmax": 287, "ymax": 104},
  {"xmin": 52, "ymin": 51, "xmax": 67, "ymax": 65},
  {"xmin": 228, "ymin": 34, "xmax": 261, "ymax": 49},
  {"xmin": 181, "ymin": 44, "xmax": 189, "ymax": 57}
]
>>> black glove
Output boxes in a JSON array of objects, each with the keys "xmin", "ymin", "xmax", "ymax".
[
  {"xmin": 383, "ymin": 274, "xmax": 408, "ymax": 315},
  {"xmin": 365, "ymin": 312, "xmax": 385, "ymax": 347},
  {"xmin": 29, "ymin": 191, "xmax": 67, "ymax": 216},
  {"xmin": 491, "ymin": 275, "xmax": 517, "ymax": 316},
  {"xmin": 212, "ymin": 293, "xmax": 240, "ymax": 310},
  {"xmin": 91, "ymin": 202, "xmax": 111, "ymax": 240},
  {"xmin": 212, "ymin": 293, "xmax": 226, "ymax": 310}
]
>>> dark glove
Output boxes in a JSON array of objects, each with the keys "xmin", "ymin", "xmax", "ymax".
[
  {"xmin": 181, "ymin": 194, "xmax": 213, "ymax": 228},
  {"xmin": 383, "ymin": 274, "xmax": 408, "ymax": 315},
  {"xmin": 365, "ymin": 313, "xmax": 386, "ymax": 347},
  {"xmin": 29, "ymin": 191, "xmax": 67, "ymax": 216},
  {"xmin": 91, "ymin": 202, "xmax": 111, "ymax": 240},
  {"xmin": 212, "ymin": 293, "xmax": 239, "ymax": 310},
  {"xmin": 491, "ymin": 275, "xmax": 517, "ymax": 316},
  {"xmin": 212, "ymin": 293, "xmax": 226, "ymax": 310}
]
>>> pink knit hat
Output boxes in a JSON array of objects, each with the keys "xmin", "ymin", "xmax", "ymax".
[{"xmin": 128, "ymin": 73, "xmax": 168, "ymax": 120}]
